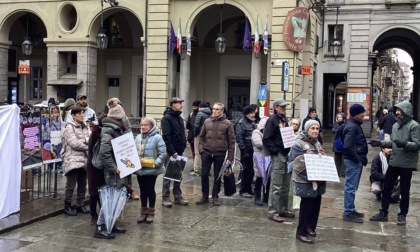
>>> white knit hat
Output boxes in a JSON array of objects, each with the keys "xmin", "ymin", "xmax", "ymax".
[{"xmin": 107, "ymin": 98, "xmax": 126, "ymax": 120}]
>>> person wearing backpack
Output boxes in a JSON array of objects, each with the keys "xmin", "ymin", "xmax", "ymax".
[
  {"xmin": 332, "ymin": 113, "xmax": 346, "ymax": 177},
  {"xmin": 341, "ymin": 104, "xmax": 368, "ymax": 223}
]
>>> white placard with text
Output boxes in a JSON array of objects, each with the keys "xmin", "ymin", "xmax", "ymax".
[
  {"xmin": 111, "ymin": 132, "xmax": 141, "ymax": 179},
  {"xmin": 304, "ymin": 154, "xmax": 340, "ymax": 182},
  {"xmin": 280, "ymin": 126, "xmax": 295, "ymax": 148}
]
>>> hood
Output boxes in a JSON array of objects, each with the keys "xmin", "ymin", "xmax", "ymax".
[
  {"xmin": 164, "ymin": 107, "xmax": 182, "ymax": 116},
  {"xmin": 202, "ymin": 107, "xmax": 212, "ymax": 115},
  {"xmin": 394, "ymin": 101, "xmax": 413, "ymax": 118},
  {"xmin": 141, "ymin": 125, "xmax": 159, "ymax": 137},
  {"xmin": 257, "ymin": 117, "xmax": 269, "ymax": 130},
  {"xmin": 102, "ymin": 117, "xmax": 124, "ymax": 131}
]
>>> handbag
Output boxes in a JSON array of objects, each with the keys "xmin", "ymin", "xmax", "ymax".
[
  {"xmin": 223, "ymin": 166, "xmax": 237, "ymax": 196},
  {"xmin": 140, "ymin": 137, "xmax": 155, "ymax": 168}
]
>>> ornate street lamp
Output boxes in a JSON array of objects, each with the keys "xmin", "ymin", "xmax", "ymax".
[
  {"xmin": 22, "ymin": 14, "xmax": 32, "ymax": 56},
  {"xmin": 215, "ymin": 5, "xmax": 226, "ymax": 55},
  {"xmin": 97, "ymin": 0, "xmax": 119, "ymax": 49}
]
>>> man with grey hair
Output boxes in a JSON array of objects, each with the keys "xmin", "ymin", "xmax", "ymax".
[{"xmin": 263, "ymin": 98, "xmax": 294, "ymax": 223}]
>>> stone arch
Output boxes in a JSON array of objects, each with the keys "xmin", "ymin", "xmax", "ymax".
[
  {"xmin": 370, "ymin": 25, "xmax": 420, "ymax": 53},
  {"xmin": 0, "ymin": 9, "xmax": 48, "ymax": 44}
]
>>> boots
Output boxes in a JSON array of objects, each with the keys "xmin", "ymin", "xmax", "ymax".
[
  {"xmin": 64, "ymin": 202, "xmax": 77, "ymax": 216},
  {"xmin": 137, "ymin": 207, "xmax": 148, "ymax": 224},
  {"xmin": 146, "ymin": 208, "xmax": 155, "ymax": 224},
  {"xmin": 254, "ymin": 177, "xmax": 263, "ymax": 206},
  {"xmin": 127, "ymin": 184, "xmax": 140, "ymax": 200},
  {"xmin": 94, "ymin": 224, "xmax": 115, "ymax": 239}
]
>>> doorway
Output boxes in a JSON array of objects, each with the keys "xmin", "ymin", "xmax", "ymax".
[{"xmin": 227, "ymin": 79, "xmax": 250, "ymax": 121}]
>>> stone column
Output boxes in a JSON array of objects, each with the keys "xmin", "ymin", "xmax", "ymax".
[
  {"xmin": 0, "ymin": 45, "xmax": 8, "ymax": 102},
  {"xmin": 79, "ymin": 46, "xmax": 97, "ymax": 109},
  {"xmin": 179, "ymin": 55, "xmax": 190, "ymax": 119},
  {"xmin": 250, "ymin": 55, "xmax": 261, "ymax": 104}
]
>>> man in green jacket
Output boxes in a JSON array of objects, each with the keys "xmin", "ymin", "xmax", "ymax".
[{"xmin": 369, "ymin": 101, "xmax": 420, "ymax": 225}]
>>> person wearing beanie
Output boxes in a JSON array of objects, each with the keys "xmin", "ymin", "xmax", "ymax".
[
  {"xmin": 289, "ymin": 118, "xmax": 325, "ymax": 244},
  {"xmin": 194, "ymin": 101, "xmax": 212, "ymax": 137},
  {"xmin": 302, "ymin": 108, "xmax": 323, "ymax": 144},
  {"xmin": 252, "ymin": 117, "xmax": 271, "ymax": 206},
  {"xmin": 161, "ymin": 97, "xmax": 189, "ymax": 207},
  {"xmin": 235, "ymin": 105, "xmax": 257, "ymax": 198},
  {"xmin": 94, "ymin": 98, "xmax": 129, "ymax": 239},
  {"xmin": 340, "ymin": 103, "xmax": 368, "ymax": 223},
  {"xmin": 263, "ymin": 97, "xmax": 294, "ymax": 223},
  {"xmin": 187, "ymin": 100, "xmax": 201, "ymax": 176}
]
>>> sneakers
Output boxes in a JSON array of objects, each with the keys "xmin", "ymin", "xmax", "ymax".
[
  {"xmin": 343, "ymin": 213, "xmax": 363, "ymax": 223},
  {"xmin": 353, "ymin": 210, "xmax": 364, "ymax": 218},
  {"xmin": 213, "ymin": 198, "xmax": 221, "ymax": 206},
  {"xmin": 162, "ymin": 198, "xmax": 173, "ymax": 207},
  {"xmin": 196, "ymin": 197, "xmax": 209, "ymax": 204},
  {"xmin": 369, "ymin": 211, "xmax": 388, "ymax": 222},
  {"xmin": 397, "ymin": 214, "xmax": 406, "ymax": 226},
  {"xmin": 174, "ymin": 197, "xmax": 189, "ymax": 205},
  {"xmin": 240, "ymin": 192, "xmax": 252, "ymax": 198}
]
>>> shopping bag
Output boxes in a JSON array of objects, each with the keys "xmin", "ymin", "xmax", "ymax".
[{"xmin": 223, "ymin": 167, "xmax": 237, "ymax": 196}]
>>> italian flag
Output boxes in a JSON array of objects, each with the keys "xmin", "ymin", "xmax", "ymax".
[
  {"xmin": 253, "ymin": 18, "xmax": 260, "ymax": 54},
  {"xmin": 177, "ymin": 19, "xmax": 182, "ymax": 54}
]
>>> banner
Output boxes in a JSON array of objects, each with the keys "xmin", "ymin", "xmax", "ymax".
[
  {"xmin": 0, "ymin": 104, "xmax": 21, "ymax": 219},
  {"xmin": 20, "ymin": 106, "xmax": 42, "ymax": 170},
  {"xmin": 111, "ymin": 132, "xmax": 141, "ymax": 178},
  {"xmin": 40, "ymin": 105, "xmax": 63, "ymax": 164}
]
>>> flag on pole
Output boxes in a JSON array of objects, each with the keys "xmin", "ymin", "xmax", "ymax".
[
  {"xmin": 253, "ymin": 17, "xmax": 260, "ymax": 54},
  {"xmin": 243, "ymin": 18, "xmax": 251, "ymax": 52},
  {"xmin": 263, "ymin": 16, "xmax": 269, "ymax": 55},
  {"xmin": 169, "ymin": 22, "xmax": 176, "ymax": 54},
  {"xmin": 176, "ymin": 19, "xmax": 182, "ymax": 54},
  {"xmin": 187, "ymin": 29, "xmax": 191, "ymax": 56}
]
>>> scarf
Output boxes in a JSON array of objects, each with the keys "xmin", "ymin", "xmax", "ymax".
[{"xmin": 379, "ymin": 151, "xmax": 388, "ymax": 174}]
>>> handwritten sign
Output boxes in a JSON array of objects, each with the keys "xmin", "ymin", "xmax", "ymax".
[
  {"xmin": 111, "ymin": 132, "xmax": 141, "ymax": 178},
  {"xmin": 280, "ymin": 126, "xmax": 295, "ymax": 148},
  {"xmin": 50, "ymin": 131, "xmax": 62, "ymax": 145},
  {"xmin": 304, "ymin": 154, "xmax": 339, "ymax": 182}
]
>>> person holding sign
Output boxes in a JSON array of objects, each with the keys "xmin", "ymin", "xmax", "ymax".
[
  {"xmin": 134, "ymin": 117, "xmax": 166, "ymax": 224},
  {"xmin": 263, "ymin": 98, "xmax": 294, "ymax": 223},
  {"xmin": 289, "ymin": 119, "xmax": 325, "ymax": 244}
]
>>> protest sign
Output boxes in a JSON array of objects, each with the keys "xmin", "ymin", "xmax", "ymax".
[
  {"xmin": 111, "ymin": 132, "xmax": 141, "ymax": 178},
  {"xmin": 280, "ymin": 126, "xmax": 295, "ymax": 148},
  {"xmin": 304, "ymin": 154, "xmax": 339, "ymax": 182}
]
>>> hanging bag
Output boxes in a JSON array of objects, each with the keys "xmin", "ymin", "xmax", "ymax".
[
  {"xmin": 140, "ymin": 137, "xmax": 155, "ymax": 168},
  {"xmin": 223, "ymin": 165, "xmax": 237, "ymax": 196}
]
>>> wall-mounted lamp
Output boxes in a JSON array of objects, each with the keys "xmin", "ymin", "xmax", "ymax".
[
  {"xmin": 22, "ymin": 13, "xmax": 32, "ymax": 56},
  {"xmin": 215, "ymin": 5, "xmax": 227, "ymax": 55},
  {"xmin": 97, "ymin": 0, "xmax": 119, "ymax": 49}
]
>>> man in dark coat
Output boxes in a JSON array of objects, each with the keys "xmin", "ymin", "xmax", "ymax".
[
  {"xmin": 161, "ymin": 97, "xmax": 188, "ymax": 207},
  {"xmin": 379, "ymin": 109, "xmax": 396, "ymax": 141},
  {"xmin": 341, "ymin": 104, "xmax": 368, "ymax": 223},
  {"xmin": 236, "ymin": 105, "xmax": 257, "ymax": 198},
  {"xmin": 186, "ymin": 100, "xmax": 201, "ymax": 175}
]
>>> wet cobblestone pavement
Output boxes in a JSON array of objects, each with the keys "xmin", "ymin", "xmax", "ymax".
[{"xmin": 1, "ymin": 132, "xmax": 419, "ymax": 251}]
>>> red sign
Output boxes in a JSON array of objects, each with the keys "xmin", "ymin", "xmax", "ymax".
[
  {"xmin": 18, "ymin": 65, "xmax": 30, "ymax": 74},
  {"xmin": 283, "ymin": 7, "xmax": 310, "ymax": 52},
  {"xmin": 301, "ymin": 65, "xmax": 311, "ymax": 75}
]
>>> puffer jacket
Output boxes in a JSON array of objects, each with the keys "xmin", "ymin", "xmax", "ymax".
[
  {"xmin": 99, "ymin": 117, "xmax": 128, "ymax": 188},
  {"xmin": 61, "ymin": 120, "xmax": 90, "ymax": 175},
  {"xmin": 161, "ymin": 107, "xmax": 186, "ymax": 156},
  {"xmin": 290, "ymin": 132, "xmax": 326, "ymax": 198},
  {"xmin": 235, "ymin": 117, "xmax": 256, "ymax": 153},
  {"xmin": 342, "ymin": 117, "xmax": 368, "ymax": 166},
  {"xmin": 194, "ymin": 107, "xmax": 212, "ymax": 137},
  {"xmin": 134, "ymin": 126, "xmax": 167, "ymax": 176},
  {"xmin": 387, "ymin": 101, "xmax": 420, "ymax": 169},
  {"xmin": 252, "ymin": 117, "xmax": 269, "ymax": 177},
  {"xmin": 199, "ymin": 114, "xmax": 236, "ymax": 162}
]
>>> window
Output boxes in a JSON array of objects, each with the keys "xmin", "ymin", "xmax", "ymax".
[
  {"xmin": 31, "ymin": 67, "xmax": 43, "ymax": 99},
  {"xmin": 327, "ymin": 24, "xmax": 343, "ymax": 53}
]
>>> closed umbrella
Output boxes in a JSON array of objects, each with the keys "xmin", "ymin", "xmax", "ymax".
[{"xmin": 98, "ymin": 185, "xmax": 128, "ymax": 234}]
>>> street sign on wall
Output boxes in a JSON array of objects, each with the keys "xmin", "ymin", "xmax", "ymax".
[
  {"xmin": 282, "ymin": 61, "xmax": 289, "ymax": 92},
  {"xmin": 18, "ymin": 60, "xmax": 30, "ymax": 75}
]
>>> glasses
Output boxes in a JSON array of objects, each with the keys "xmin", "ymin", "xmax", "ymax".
[{"xmin": 212, "ymin": 108, "xmax": 222, "ymax": 111}]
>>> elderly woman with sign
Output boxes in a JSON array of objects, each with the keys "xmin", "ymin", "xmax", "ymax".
[{"xmin": 289, "ymin": 119, "xmax": 326, "ymax": 244}]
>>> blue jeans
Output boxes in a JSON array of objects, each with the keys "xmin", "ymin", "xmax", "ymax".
[
  {"xmin": 343, "ymin": 159, "xmax": 363, "ymax": 216},
  {"xmin": 379, "ymin": 129, "xmax": 384, "ymax": 140}
]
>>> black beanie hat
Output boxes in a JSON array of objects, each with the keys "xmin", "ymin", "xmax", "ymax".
[
  {"xmin": 350, "ymin": 104, "xmax": 366, "ymax": 116},
  {"xmin": 243, "ymin": 105, "xmax": 255, "ymax": 116},
  {"xmin": 199, "ymin": 102, "xmax": 208, "ymax": 108},
  {"xmin": 192, "ymin": 100, "xmax": 201, "ymax": 107}
]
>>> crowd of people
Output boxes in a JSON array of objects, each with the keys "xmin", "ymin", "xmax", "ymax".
[{"xmin": 54, "ymin": 94, "xmax": 419, "ymax": 244}]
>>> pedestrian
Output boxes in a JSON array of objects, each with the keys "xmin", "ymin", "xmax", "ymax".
[
  {"xmin": 135, "ymin": 117, "xmax": 167, "ymax": 224},
  {"xmin": 290, "ymin": 119, "xmax": 326, "ymax": 244},
  {"xmin": 369, "ymin": 147, "xmax": 392, "ymax": 201},
  {"xmin": 263, "ymin": 98, "xmax": 294, "ymax": 223},
  {"xmin": 252, "ymin": 117, "xmax": 270, "ymax": 206},
  {"xmin": 62, "ymin": 105, "xmax": 91, "ymax": 216},
  {"xmin": 94, "ymin": 98, "xmax": 129, "ymax": 239},
  {"xmin": 194, "ymin": 101, "xmax": 211, "ymax": 137},
  {"xmin": 236, "ymin": 105, "xmax": 257, "ymax": 198},
  {"xmin": 161, "ymin": 97, "xmax": 189, "ymax": 207},
  {"xmin": 196, "ymin": 102, "xmax": 236, "ymax": 206},
  {"xmin": 377, "ymin": 109, "xmax": 388, "ymax": 140},
  {"xmin": 369, "ymin": 101, "xmax": 420, "ymax": 225},
  {"xmin": 250, "ymin": 104, "xmax": 261, "ymax": 124},
  {"xmin": 332, "ymin": 113, "xmax": 346, "ymax": 176},
  {"xmin": 67, "ymin": 94, "xmax": 97, "ymax": 124},
  {"xmin": 290, "ymin": 118, "xmax": 301, "ymax": 136},
  {"xmin": 379, "ymin": 108, "xmax": 396, "ymax": 141},
  {"xmin": 289, "ymin": 118, "xmax": 301, "ymax": 211},
  {"xmin": 187, "ymin": 100, "xmax": 201, "ymax": 176},
  {"xmin": 62, "ymin": 98, "xmax": 76, "ymax": 122},
  {"xmin": 375, "ymin": 106, "xmax": 383, "ymax": 121},
  {"xmin": 341, "ymin": 104, "xmax": 368, "ymax": 223},
  {"xmin": 302, "ymin": 108, "xmax": 323, "ymax": 144}
]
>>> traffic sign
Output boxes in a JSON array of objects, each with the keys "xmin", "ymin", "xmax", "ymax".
[
  {"xmin": 301, "ymin": 65, "xmax": 311, "ymax": 75},
  {"xmin": 18, "ymin": 65, "xmax": 30, "ymax": 74}
]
